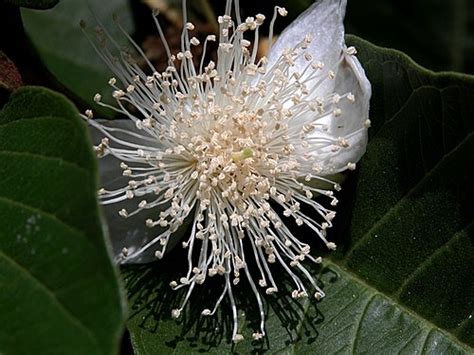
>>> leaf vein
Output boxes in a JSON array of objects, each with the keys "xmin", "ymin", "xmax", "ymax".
[
  {"xmin": 0, "ymin": 250, "xmax": 101, "ymax": 352},
  {"xmin": 344, "ymin": 133, "xmax": 473, "ymax": 260},
  {"xmin": 350, "ymin": 293, "xmax": 375, "ymax": 353},
  {"xmin": 394, "ymin": 223, "xmax": 472, "ymax": 299}
]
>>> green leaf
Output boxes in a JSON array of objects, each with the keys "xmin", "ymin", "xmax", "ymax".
[
  {"xmin": 0, "ymin": 87, "xmax": 125, "ymax": 355},
  {"xmin": 344, "ymin": 0, "xmax": 474, "ymax": 74},
  {"xmin": 122, "ymin": 37, "xmax": 474, "ymax": 353},
  {"xmin": 3, "ymin": 0, "xmax": 58, "ymax": 10},
  {"xmin": 339, "ymin": 35, "xmax": 474, "ymax": 346},
  {"xmin": 21, "ymin": 0, "xmax": 134, "ymax": 114}
]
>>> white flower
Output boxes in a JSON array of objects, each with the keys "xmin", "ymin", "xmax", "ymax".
[{"xmin": 83, "ymin": 0, "xmax": 370, "ymax": 342}]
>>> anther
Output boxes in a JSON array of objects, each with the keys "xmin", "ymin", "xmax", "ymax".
[
  {"xmin": 233, "ymin": 334, "xmax": 244, "ymax": 343},
  {"xmin": 326, "ymin": 242, "xmax": 337, "ymax": 250},
  {"xmin": 171, "ymin": 309, "xmax": 181, "ymax": 318},
  {"xmin": 277, "ymin": 7, "xmax": 288, "ymax": 16},
  {"xmin": 93, "ymin": 93, "xmax": 101, "ymax": 102}
]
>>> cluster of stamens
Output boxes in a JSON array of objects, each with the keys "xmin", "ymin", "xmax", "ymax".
[{"xmin": 82, "ymin": 0, "xmax": 369, "ymax": 343}]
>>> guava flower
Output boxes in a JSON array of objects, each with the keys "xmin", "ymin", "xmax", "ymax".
[{"xmin": 83, "ymin": 0, "xmax": 370, "ymax": 342}]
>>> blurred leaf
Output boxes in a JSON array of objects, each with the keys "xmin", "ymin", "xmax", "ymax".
[
  {"xmin": 0, "ymin": 51, "xmax": 22, "ymax": 91},
  {"xmin": 21, "ymin": 0, "xmax": 134, "ymax": 115},
  {"xmin": 0, "ymin": 87, "xmax": 125, "ymax": 355},
  {"xmin": 123, "ymin": 37, "xmax": 474, "ymax": 353},
  {"xmin": 3, "ymin": 0, "xmax": 58, "ymax": 10}
]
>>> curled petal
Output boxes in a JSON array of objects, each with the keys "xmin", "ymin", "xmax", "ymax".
[
  {"xmin": 306, "ymin": 50, "xmax": 371, "ymax": 174},
  {"xmin": 267, "ymin": 0, "xmax": 371, "ymax": 174},
  {"xmin": 267, "ymin": 0, "xmax": 347, "ymax": 74},
  {"xmin": 327, "ymin": 50, "xmax": 371, "ymax": 171}
]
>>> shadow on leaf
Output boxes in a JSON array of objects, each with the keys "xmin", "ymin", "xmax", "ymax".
[{"xmin": 121, "ymin": 245, "xmax": 341, "ymax": 352}]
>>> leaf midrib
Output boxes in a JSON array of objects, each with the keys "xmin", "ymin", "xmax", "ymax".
[
  {"xmin": 323, "ymin": 260, "xmax": 472, "ymax": 352},
  {"xmin": 281, "ymin": 258, "xmax": 471, "ymax": 353}
]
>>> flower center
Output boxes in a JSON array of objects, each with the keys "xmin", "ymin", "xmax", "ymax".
[{"xmin": 185, "ymin": 112, "xmax": 273, "ymax": 209}]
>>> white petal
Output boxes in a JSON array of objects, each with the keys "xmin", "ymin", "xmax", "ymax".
[
  {"xmin": 267, "ymin": 0, "xmax": 371, "ymax": 174},
  {"xmin": 301, "ymin": 51, "xmax": 371, "ymax": 175},
  {"xmin": 267, "ymin": 0, "xmax": 347, "ymax": 72},
  {"xmin": 310, "ymin": 49, "xmax": 371, "ymax": 173},
  {"xmin": 89, "ymin": 120, "xmax": 187, "ymax": 264},
  {"xmin": 327, "ymin": 51, "xmax": 371, "ymax": 171}
]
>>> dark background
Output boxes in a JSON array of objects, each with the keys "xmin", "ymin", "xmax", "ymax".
[
  {"xmin": 1, "ymin": 0, "xmax": 473, "ymax": 99},
  {"xmin": 227, "ymin": 0, "xmax": 474, "ymax": 74}
]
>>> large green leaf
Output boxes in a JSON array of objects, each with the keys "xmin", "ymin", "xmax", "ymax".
[
  {"xmin": 21, "ymin": 0, "xmax": 133, "ymax": 113},
  {"xmin": 336, "ymin": 35, "xmax": 474, "ymax": 346},
  {"xmin": 0, "ymin": 87, "xmax": 125, "ymax": 355},
  {"xmin": 122, "ymin": 37, "xmax": 474, "ymax": 353}
]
